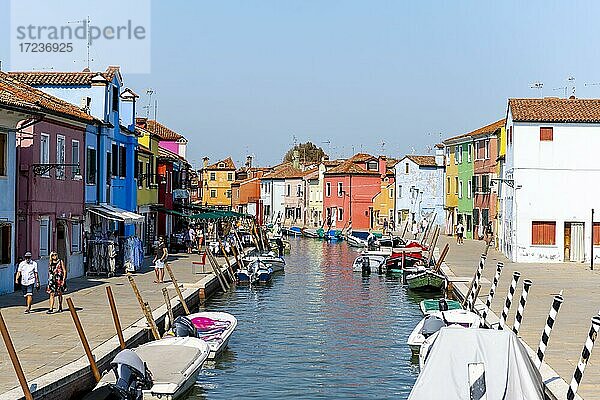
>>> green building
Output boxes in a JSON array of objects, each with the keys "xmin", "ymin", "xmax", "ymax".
[{"xmin": 444, "ymin": 133, "xmax": 474, "ymax": 239}]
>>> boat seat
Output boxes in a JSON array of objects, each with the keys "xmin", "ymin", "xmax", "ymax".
[{"xmin": 135, "ymin": 345, "xmax": 203, "ymax": 385}]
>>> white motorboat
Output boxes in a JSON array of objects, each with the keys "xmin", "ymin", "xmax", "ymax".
[
  {"xmin": 236, "ymin": 260, "xmax": 258, "ymax": 284},
  {"xmin": 186, "ymin": 312, "xmax": 238, "ymax": 359},
  {"xmin": 352, "ymin": 255, "xmax": 387, "ymax": 274},
  {"xmin": 88, "ymin": 336, "xmax": 209, "ymax": 400},
  {"xmin": 346, "ymin": 234, "xmax": 367, "ymax": 247},
  {"xmin": 410, "ymin": 328, "xmax": 544, "ymax": 400},
  {"xmin": 244, "ymin": 251, "xmax": 285, "ymax": 272},
  {"xmin": 407, "ymin": 309, "xmax": 480, "ymax": 355}
]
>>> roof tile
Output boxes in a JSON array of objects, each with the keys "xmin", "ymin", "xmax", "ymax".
[{"xmin": 509, "ymin": 98, "xmax": 600, "ymax": 123}]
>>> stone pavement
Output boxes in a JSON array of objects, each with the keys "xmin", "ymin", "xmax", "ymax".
[
  {"xmin": 0, "ymin": 252, "xmax": 214, "ymax": 393},
  {"xmin": 438, "ymin": 235, "xmax": 600, "ymax": 400}
]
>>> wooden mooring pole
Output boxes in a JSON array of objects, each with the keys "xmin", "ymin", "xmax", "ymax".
[
  {"xmin": 165, "ymin": 263, "xmax": 191, "ymax": 315},
  {"xmin": 106, "ymin": 286, "xmax": 125, "ymax": 350},
  {"xmin": 0, "ymin": 310, "xmax": 33, "ymax": 400},
  {"xmin": 219, "ymin": 242, "xmax": 236, "ymax": 282},
  {"xmin": 206, "ymin": 249, "xmax": 229, "ymax": 291},
  {"xmin": 162, "ymin": 288, "xmax": 174, "ymax": 331},
  {"xmin": 127, "ymin": 275, "xmax": 160, "ymax": 340},
  {"xmin": 66, "ymin": 297, "xmax": 101, "ymax": 383}
]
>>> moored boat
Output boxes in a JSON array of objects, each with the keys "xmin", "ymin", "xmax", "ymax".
[
  {"xmin": 185, "ymin": 312, "xmax": 237, "ymax": 359},
  {"xmin": 346, "ymin": 234, "xmax": 367, "ymax": 247},
  {"xmin": 244, "ymin": 251, "xmax": 285, "ymax": 272},
  {"xmin": 301, "ymin": 227, "xmax": 320, "ymax": 238},
  {"xmin": 419, "ymin": 298, "xmax": 462, "ymax": 315},
  {"xmin": 352, "ymin": 254, "xmax": 387, "ymax": 275},
  {"xmin": 405, "ymin": 270, "xmax": 445, "ymax": 291},
  {"xmin": 255, "ymin": 261, "xmax": 273, "ymax": 282}
]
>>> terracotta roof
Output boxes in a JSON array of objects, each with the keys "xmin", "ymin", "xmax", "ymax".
[
  {"xmin": 138, "ymin": 144, "xmax": 153, "ymax": 155},
  {"xmin": 404, "ymin": 155, "xmax": 437, "ymax": 167},
  {"xmin": 8, "ymin": 66, "xmax": 121, "ymax": 86},
  {"xmin": 0, "ymin": 71, "xmax": 95, "ymax": 122},
  {"xmin": 206, "ymin": 157, "xmax": 236, "ymax": 170},
  {"xmin": 509, "ymin": 98, "xmax": 600, "ymax": 123},
  {"xmin": 444, "ymin": 118, "xmax": 505, "ymax": 143},
  {"xmin": 262, "ymin": 164, "xmax": 304, "ymax": 179},
  {"xmin": 323, "ymin": 160, "xmax": 342, "ymax": 167},
  {"xmin": 348, "ymin": 153, "xmax": 376, "ymax": 162},
  {"xmin": 325, "ymin": 159, "xmax": 380, "ymax": 175},
  {"xmin": 136, "ymin": 118, "xmax": 185, "ymax": 141}
]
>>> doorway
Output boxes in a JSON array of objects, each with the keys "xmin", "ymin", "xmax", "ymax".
[
  {"xmin": 56, "ymin": 221, "xmax": 68, "ymax": 272},
  {"xmin": 564, "ymin": 222, "xmax": 584, "ymax": 262}
]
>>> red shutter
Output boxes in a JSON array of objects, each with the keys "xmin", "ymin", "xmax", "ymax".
[
  {"xmin": 540, "ymin": 127, "xmax": 553, "ymax": 141},
  {"xmin": 593, "ymin": 222, "xmax": 600, "ymax": 246},
  {"xmin": 532, "ymin": 221, "xmax": 556, "ymax": 245}
]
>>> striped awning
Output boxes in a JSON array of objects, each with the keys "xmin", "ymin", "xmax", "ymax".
[{"xmin": 87, "ymin": 204, "xmax": 144, "ymax": 224}]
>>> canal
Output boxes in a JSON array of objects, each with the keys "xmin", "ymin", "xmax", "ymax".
[{"xmin": 189, "ymin": 238, "xmax": 426, "ymax": 399}]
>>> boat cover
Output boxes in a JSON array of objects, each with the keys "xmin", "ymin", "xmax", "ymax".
[{"xmin": 409, "ymin": 328, "xmax": 544, "ymax": 400}]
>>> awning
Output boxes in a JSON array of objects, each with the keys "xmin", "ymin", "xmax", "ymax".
[{"xmin": 87, "ymin": 204, "xmax": 144, "ymax": 224}]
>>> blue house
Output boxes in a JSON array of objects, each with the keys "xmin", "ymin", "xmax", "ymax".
[{"xmin": 10, "ymin": 67, "xmax": 142, "ymax": 237}]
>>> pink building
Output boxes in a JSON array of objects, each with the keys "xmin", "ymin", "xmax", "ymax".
[{"xmin": 17, "ymin": 113, "xmax": 93, "ymax": 283}]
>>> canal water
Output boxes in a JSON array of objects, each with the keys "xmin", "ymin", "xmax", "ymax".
[{"xmin": 189, "ymin": 238, "xmax": 426, "ymax": 399}]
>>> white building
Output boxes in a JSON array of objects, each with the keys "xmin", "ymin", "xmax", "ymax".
[
  {"xmin": 260, "ymin": 164, "xmax": 302, "ymax": 224},
  {"xmin": 394, "ymin": 148, "xmax": 446, "ymax": 229},
  {"xmin": 501, "ymin": 97, "xmax": 600, "ymax": 263}
]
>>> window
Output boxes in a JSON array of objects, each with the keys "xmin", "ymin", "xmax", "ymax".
[
  {"xmin": 106, "ymin": 152, "xmax": 112, "ymax": 184},
  {"xmin": 210, "ymin": 189, "xmax": 217, "ymax": 198},
  {"xmin": 473, "ymin": 208, "xmax": 480, "ymax": 227},
  {"xmin": 72, "ymin": 140, "xmax": 80, "ymax": 177},
  {"xmin": 337, "ymin": 182, "xmax": 343, "ymax": 197},
  {"xmin": 119, "ymin": 145, "xmax": 126, "ymax": 178},
  {"xmin": 405, "ymin": 163, "xmax": 409, "ymax": 174},
  {"xmin": 454, "ymin": 146, "xmax": 459, "ymax": 164},
  {"xmin": 227, "ymin": 172, "xmax": 233, "ymax": 181},
  {"xmin": 482, "ymin": 209, "xmax": 489, "ymax": 226},
  {"xmin": 85, "ymin": 147, "xmax": 96, "ymax": 185},
  {"xmin": 472, "ymin": 175, "xmax": 479, "ymax": 193},
  {"xmin": 366, "ymin": 161, "xmax": 378, "ymax": 171},
  {"xmin": 145, "ymin": 162, "xmax": 151, "ymax": 188},
  {"xmin": 485, "ymin": 139, "xmax": 490, "ymax": 159},
  {"xmin": 458, "ymin": 180, "xmax": 463, "ymax": 198},
  {"xmin": 532, "ymin": 221, "xmax": 556, "ymax": 245},
  {"xmin": 398, "ymin": 185, "xmax": 402, "ymax": 198},
  {"xmin": 389, "ymin": 188, "xmax": 394, "ymax": 199},
  {"xmin": 326, "ymin": 182, "xmax": 331, "ymax": 197},
  {"xmin": 218, "ymin": 162, "xmax": 225, "ymax": 168},
  {"xmin": 593, "ymin": 222, "xmax": 600, "ymax": 245},
  {"xmin": 446, "ymin": 177, "xmax": 450, "ymax": 194},
  {"xmin": 136, "ymin": 160, "xmax": 142, "ymax": 183},
  {"xmin": 0, "ymin": 225, "xmax": 10, "ymax": 264},
  {"xmin": 112, "ymin": 86, "xmax": 119, "ymax": 112},
  {"xmin": 286, "ymin": 184, "xmax": 291, "ymax": 197},
  {"xmin": 445, "ymin": 148, "xmax": 450, "ymax": 165},
  {"xmin": 295, "ymin": 207, "xmax": 301, "ymax": 219},
  {"xmin": 210, "ymin": 172, "xmax": 216, "ymax": 181},
  {"xmin": 457, "ymin": 145, "xmax": 463, "ymax": 164},
  {"xmin": 467, "ymin": 180, "xmax": 472, "ymax": 198},
  {"xmin": 40, "ymin": 133, "xmax": 50, "ymax": 176},
  {"xmin": 111, "ymin": 144, "xmax": 118, "ymax": 177},
  {"xmin": 297, "ymin": 184, "xmax": 301, "ymax": 197},
  {"xmin": 481, "ymin": 175, "xmax": 490, "ymax": 193},
  {"xmin": 508, "ymin": 126, "xmax": 513, "ymax": 145},
  {"xmin": 71, "ymin": 222, "xmax": 81, "ymax": 253},
  {"xmin": 338, "ymin": 207, "xmax": 344, "ymax": 221},
  {"xmin": 454, "ymin": 177, "xmax": 458, "ymax": 195},
  {"xmin": 0, "ymin": 133, "xmax": 6, "ymax": 176},
  {"xmin": 467, "ymin": 143, "xmax": 472, "ymax": 162},
  {"xmin": 540, "ymin": 127, "xmax": 553, "ymax": 141},
  {"xmin": 55, "ymin": 135, "xmax": 65, "ymax": 179},
  {"xmin": 39, "ymin": 217, "xmax": 50, "ymax": 257},
  {"xmin": 226, "ymin": 189, "xmax": 232, "ymax": 199}
]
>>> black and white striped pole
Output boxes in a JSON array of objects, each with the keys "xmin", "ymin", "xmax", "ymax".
[
  {"xmin": 512, "ymin": 279, "xmax": 532, "ymax": 335},
  {"xmin": 481, "ymin": 262, "xmax": 504, "ymax": 327},
  {"xmin": 567, "ymin": 314, "xmax": 600, "ymax": 400},
  {"xmin": 535, "ymin": 292, "xmax": 564, "ymax": 369},
  {"xmin": 466, "ymin": 255, "xmax": 486, "ymax": 311},
  {"xmin": 498, "ymin": 271, "xmax": 520, "ymax": 330}
]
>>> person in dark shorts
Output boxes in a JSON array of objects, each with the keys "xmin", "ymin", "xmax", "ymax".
[{"xmin": 15, "ymin": 252, "xmax": 40, "ymax": 314}]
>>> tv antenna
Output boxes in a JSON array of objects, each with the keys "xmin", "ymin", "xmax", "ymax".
[
  {"xmin": 568, "ymin": 76, "xmax": 576, "ymax": 97},
  {"xmin": 530, "ymin": 81, "xmax": 544, "ymax": 97},
  {"xmin": 552, "ymin": 86, "xmax": 567, "ymax": 98},
  {"xmin": 68, "ymin": 16, "xmax": 92, "ymax": 69},
  {"xmin": 143, "ymin": 89, "xmax": 155, "ymax": 119},
  {"xmin": 380, "ymin": 140, "xmax": 386, "ymax": 154}
]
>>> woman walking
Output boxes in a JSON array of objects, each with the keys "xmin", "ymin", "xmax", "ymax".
[{"xmin": 47, "ymin": 252, "xmax": 66, "ymax": 313}]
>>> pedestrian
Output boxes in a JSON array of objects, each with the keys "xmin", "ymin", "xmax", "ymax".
[
  {"xmin": 456, "ymin": 221, "xmax": 465, "ymax": 245},
  {"xmin": 197, "ymin": 228, "xmax": 204, "ymax": 250},
  {"xmin": 153, "ymin": 237, "xmax": 168, "ymax": 284},
  {"xmin": 15, "ymin": 252, "xmax": 39, "ymax": 314},
  {"xmin": 46, "ymin": 251, "xmax": 67, "ymax": 314},
  {"xmin": 411, "ymin": 220, "xmax": 419, "ymax": 240},
  {"xmin": 485, "ymin": 222, "xmax": 493, "ymax": 245},
  {"xmin": 188, "ymin": 225, "xmax": 196, "ymax": 253},
  {"xmin": 389, "ymin": 218, "xmax": 395, "ymax": 232},
  {"xmin": 383, "ymin": 218, "xmax": 389, "ymax": 235}
]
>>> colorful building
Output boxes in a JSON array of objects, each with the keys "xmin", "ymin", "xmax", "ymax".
[
  {"xmin": 232, "ymin": 163, "xmax": 272, "ymax": 223},
  {"xmin": 443, "ymin": 143, "xmax": 459, "ymax": 235},
  {"xmin": 260, "ymin": 163, "xmax": 303, "ymax": 224},
  {"xmin": 136, "ymin": 124, "xmax": 160, "ymax": 252},
  {"xmin": 200, "ymin": 157, "xmax": 236, "ymax": 208}
]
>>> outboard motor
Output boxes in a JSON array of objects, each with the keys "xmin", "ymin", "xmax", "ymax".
[
  {"xmin": 361, "ymin": 257, "xmax": 371, "ymax": 276},
  {"xmin": 438, "ymin": 298, "xmax": 449, "ymax": 312},
  {"xmin": 110, "ymin": 349, "xmax": 153, "ymax": 400},
  {"xmin": 172, "ymin": 316, "xmax": 198, "ymax": 338}
]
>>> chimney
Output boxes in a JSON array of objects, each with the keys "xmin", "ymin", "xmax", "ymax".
[
  {"xmin": 120, "ymin": 88, "xmax": 138, "ymax": 131},
  {"xmin": 203, "ymin": 157, "xmax": 209, "ymax": 168},
  {"xmin": 90, "ymin": 73, "xmax": 108, "ymax": 121},
  {"xmin": 434, "ymin": 144, "xmax": 444, "ymax": 167},
  {"xmin": 246, "ymin": 155, "xmax": 253, "ymax": 168},
  {"xmin": 378, "ymin": 155, "xmax": 387, "ymax": 178},
  {"xmin": 569, "ymin": 95, "xmax": 576, "ymax": 100}
]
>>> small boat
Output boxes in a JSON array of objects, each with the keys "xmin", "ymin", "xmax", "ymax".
[
  {"xmin": 346, "ymin": 234, "xmax": 367, "ymax": 248},
  {"xmin": 352, "ymin": 255, "xmax": 387, "ymax": 275},
  {"xmin": 244, "ymin": 251, "xmax": 285, "ymax": 272},
  {"xmin": 255, "ymin": 260, "xmax": 273, "ymax": 283},
  {"xmin": 407, "ymin": 309, "xmax": 480, "ymax": 355},
  {"xmin": 326, "ymin": 229, "xmax": 343, "ymax": 241},
  {"xmin": 283, "ymin": 226, "xmax": 302, "ymax": 236},
  {"xmin": 410, "ymin": 328, "xmax": 544, "ymax": 400},
  {"xmin": 88, "ymin": 336, "xmax": 209, "ymax": 400},
  {"xmin": 236, "ymin": 260, "xmax": 257, "ymax": 284},
  {"xmin": 419, "ymin": 298, "xmax": 462, "ymax": 315},
  {"xmin": 185, "ymin": 312, "xmax": 237, "ymax": 359},
  {"xmin": 301, "ymin": 228, "xmax": 320, "ymax": 238},
  {"xmin": 405, "ymin": 269, "xmax": 445, "ymax": 291}
]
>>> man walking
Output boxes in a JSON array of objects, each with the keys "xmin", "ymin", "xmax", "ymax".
[
  {"xmin": 456, "ymin": 221, "xmax": 465, "ymax": 245},
  {"xmin": 153, "ymin": 237, "xmax": 168, "ymax": 284},
  {"xmin": 15, "ymin": 252, "xmax": 39, "ymax": 314}
]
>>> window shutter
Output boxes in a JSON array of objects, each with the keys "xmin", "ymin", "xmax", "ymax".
[{"xmin": 540, "ymin": 127, "xmax": 553, "ymax": 141}]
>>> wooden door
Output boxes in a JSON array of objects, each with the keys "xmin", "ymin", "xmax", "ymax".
[{"xmin": 564, "ymin": 223, "xmax": 571, "ymax": 261}]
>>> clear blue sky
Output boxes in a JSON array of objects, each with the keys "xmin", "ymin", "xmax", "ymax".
[{"xmin": 2, "ymin": 1, "xmax": 600, "ymax": 168}]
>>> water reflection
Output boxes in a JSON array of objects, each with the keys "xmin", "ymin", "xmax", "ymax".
[{"xmin": 189, "ymin": 238, "xmax": 425, "ymax": 399}]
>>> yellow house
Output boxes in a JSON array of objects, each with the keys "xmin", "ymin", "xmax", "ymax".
[
  {"xmin": 372, "ymin": 180, "xmax": 395, "ymax": 232},
  {"xmin": 201, "ymin": 157, "xmax": 237, "ymax": 207},
  {"xmin": 136, "ymin": 126, "xmax": 160, "ymax": 251},
  {"xmin": 495, "ymin": 126, "xmax": 507, "ymax": 249},
  {"xmin": 443, "ymin": 143, "xmax": 459, "ymax": 234}
]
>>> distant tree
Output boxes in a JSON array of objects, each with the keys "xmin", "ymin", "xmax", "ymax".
[{"xmin": 283, "ymin": 142, "xmax": 327, "ymax": 164}]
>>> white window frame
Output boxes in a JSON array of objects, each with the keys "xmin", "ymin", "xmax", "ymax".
[
  {"xmin": 454, "ymin": 146, "xmax": 459, "ymax": 165},
  {"xmin": 40, "ymin": 133, "xmax": 50, "ymax": 177},
  {"xmin": 210, "ymin": 189, "xmax": 217, "ymax": 198},
  {"xmin": 467, "ymin": 143, "xmax": 472, "ymax": 162},
  {"xmin": 337, "ymin": 182, "xmax": 343, "ymax": 197},
  {"xmin": 338, "ymin": 207, "xmax": 344, "ymax": 221},
  {"xmin": 296, "ymin": 184, "xmax": 301, "ymax": 197},
  {"xmin": 71, "ymin": 139, "xmax": 81, "ymax": 178},
  {"xmin": 56, "ymin": 134, "xmax": 66, "ymax": 179},
  {"xmin": 326, "ymin": 182, "xmax": 331, "ymax": 197},
  {"xmin": 485, "ymin": 139, "xmax": 490, "ymax": 159},
  {"xmin": 71, "ymin": 222, "xmax": 81, "ymax": 253},
  {"xmin": 445, "ymin": 148, "xmax": 450, "ymax": 165},
  {"xmin": 286, "ymin": 184, "xmax": 291, "ymax": 197},
  {"xmin": 39, "ymin": 217, "xmax": 50, "ymax": 257},
  {"xmin": 467, "ymin": 180, "xmax": 472, "ymax": 198},
  {"xmin": 458, "ymin": 179, "xmax": 463, "ymax": 199},
  {"xmin": 398, "ymin": 184, "xmax": 402, "ymax": 198}
]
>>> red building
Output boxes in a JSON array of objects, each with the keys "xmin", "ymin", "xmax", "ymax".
[{"xmin": 323, "ymin": 153, "xmax": 390, "ymax": 231}]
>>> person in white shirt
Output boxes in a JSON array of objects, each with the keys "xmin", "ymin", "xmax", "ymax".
[
  {"xmin": 15, "ymin": 252, "xmax": 40, "ymax": 314},
  {"xmin": 188, "ymin": 226, "xmax": 196, "ymax": 253}
]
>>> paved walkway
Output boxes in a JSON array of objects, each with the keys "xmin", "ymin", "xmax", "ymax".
[
  {"xmin": 0, "ymin": 252, "xmax": 214, "ymax": 393},
  {"xmin": 439, "ymin": 235, "xmax": 600, "ymax": 400}
]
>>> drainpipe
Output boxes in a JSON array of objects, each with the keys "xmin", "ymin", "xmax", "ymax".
[{"xmin": 96, "ymin": 123, "xmax": 101, "ymax": 204}]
